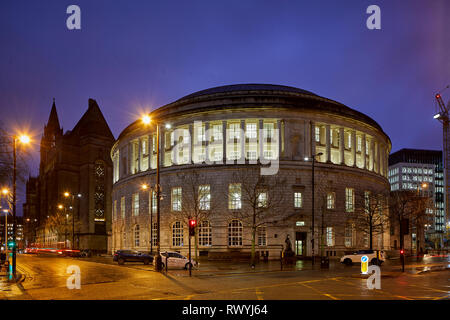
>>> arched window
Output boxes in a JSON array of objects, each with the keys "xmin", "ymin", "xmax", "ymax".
[
  {"xmin": 228, "ymin": 219, "xmax": 243, "ymax": 246},
  {"xmin": 198, "ymin": 221, "xmax": 212, "ymax": 246},
  {"xmin": 134, "ymin": 225, "xmax": 140, "ymax": 247},
  {"xmin": 172, "ymin": 221, "xmax": 183, "ymax": 247},
  {"xmin": 94, "ymin": 160, "xmax": 106, "ymax": 222}
]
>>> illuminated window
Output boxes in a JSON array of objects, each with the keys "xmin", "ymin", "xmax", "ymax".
[
  {"xmin": 296, "ymin": 221, "xmax": 305, "ymax": 226},
  {"xmin": 246, "ymin": 123, "xmax": 257, "ymax": 139},
  {"xmin": 172, "ymin": 221, "xmax": 183, "ymax": 247},
  {"xmin": 315, "ymin": 126, "xmax": 320, "ymax": 142},
  {"xmin": 113, "ymin": 200, "xmax": 117, "ymax": 220},
  {"xmin": 263, "ymin": 123, "xmax": 274, "ymax": 139},
  {"xmin": 150, "ymin": 190, "xmax": 157, "ymax": 214},
  {"xmin": 229, "ymin": 183, "xmax": 242, "ymax": 210},
  {"xmin": 229, "ymin": 123, "xmax": 240, "ymax": 139},
  {"xmin": 257, "ymin": 226, "xmax": 267, "ymax": 246},
  {"xmin": 152, "ymin": 222, "xmax": 157, "ymax": 247},
  {"xmin": 357, "ymin": 136, "xmax": 362, "ymax": 152},
  {"xmin": 199, "ymin": 185, "xmax": 211, "ymax": 210},
  {"xmin": 257, "ymin": 191, "xmax": 268, "ymax": 208},
  {"xmin": 326, "ymin": 227, "xmax": 334, "ymax": 246},
  {"xmin": 345, "ymin": 188, "xmax": 354, "ymax": 212},
  {"xmin": 172, "ymin": 187, "xmax": 182, "ymax": 211},
  {"xmin": 134, "ymin": 225, "xmax": 140, "ymax": 247},
  {"xmin": 228, "ymin": 219, "xmax": 243, "ymax": 246},
  {"xmin": 198, "ymin": 221, "xmax": 212, "ymax": 246},
  {"xmin": 212, "ymin": 124, "xmax": 222, "ymax": 141},
  {"xmin": 345, "ymin": 224, "xmax": 354, "ymax": 247},
  {"xmin": 132, "ymin": 193, "xmax": 139, "ymax": 216},
  {"xmin": 327, "ymin": 192, "xmax": 335, "ymax": 209},
  {"xmin": 120, "ymin": 197, "xmax": 125, "ymax": 218},
  {"xmin": 294, "ymin": 192, "xmax": 302, "ymax": 208},
  {"xmin": 197, "ymin": 125, "xmax": 205, "ymax": 142}
]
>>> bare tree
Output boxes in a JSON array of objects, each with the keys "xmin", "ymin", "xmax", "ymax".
[
  {"xmin": 228, "ymin": 168, "xmax": 286, "ymax": 266},
  {"xmin": 409, "ymin": 194, "xmax": 434, "ymax": 255},
  {"xmin": 352, "ymin": 189, "xmax": 389, "ymax": 250},
  {"xmin": 389, "ymin": 190, "xmax": 427, "ymax": 253},
  {"xmin": 173, "ymin": 170, "xmax": 216, "ymax": 261},
  {"xmin": 45, "ymin": 210, "xmax": 68, "ymax": 246}
]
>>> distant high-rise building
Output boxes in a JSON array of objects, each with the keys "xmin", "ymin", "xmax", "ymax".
[{"xmin": 388, "ymin": 149, "xmax": 445, "ymax": 245}]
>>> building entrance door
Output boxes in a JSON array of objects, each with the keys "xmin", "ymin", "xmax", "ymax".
[{"xmin": 295, "ymin": 232, "xmax": 307, "ymax": 257}]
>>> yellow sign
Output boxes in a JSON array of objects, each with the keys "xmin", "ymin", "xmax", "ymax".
[{"xmin": 361, "ymin": 255, "xmax": 369, "ymax": 274}]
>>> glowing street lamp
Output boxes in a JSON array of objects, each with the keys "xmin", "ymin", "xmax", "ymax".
[
  {"xmin": 141, "ymin": 114, "xmax": 164, "ymax": 271},
  {"xmin": 2, "ymin": 188, "xmax": 9, "ymax": 196},
  {"xmin": 11, "ymin": 133, "xmax": 31, "ymax": 277}
]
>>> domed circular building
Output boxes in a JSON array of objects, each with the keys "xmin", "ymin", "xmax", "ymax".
[{"xmin": 110, "ymin": 84, "xmax": 391, "ymax": 260}]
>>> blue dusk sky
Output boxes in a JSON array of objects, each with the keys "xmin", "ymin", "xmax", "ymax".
[{"xmin": 0, "ymin": 0, "xmax": 449, "ymax": 206}]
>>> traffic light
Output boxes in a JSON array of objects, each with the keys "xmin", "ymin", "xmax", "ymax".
[
  {"xmin": 189, "ymin": 219, "xmax": 197, "ymax": 236},
  {"xmin": 7, "ymin": 241, "xmax": 15, "ymax": 249},
  {"xmin": 400, "ymin": 249, "xmax": 404, "ymax": 255}
]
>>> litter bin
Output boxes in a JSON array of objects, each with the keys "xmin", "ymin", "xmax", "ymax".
[{"xmin": 320, "ymin": 256, "xmax": 329, "ymax": 269}]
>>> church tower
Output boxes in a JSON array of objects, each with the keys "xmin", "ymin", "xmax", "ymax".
[{"xmin": 40, "ymin": 99, "xmax": 63, "ymax": 174}]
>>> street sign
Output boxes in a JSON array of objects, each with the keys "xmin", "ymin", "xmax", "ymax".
[{"xmin": 361, "ymin": 255, "xmax": 369, "ymax": 274}]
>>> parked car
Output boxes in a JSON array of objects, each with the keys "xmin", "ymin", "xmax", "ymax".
[
  {"xmin": 158, "ymin": 251, "xmax": 198, "ymax": 270},
  {"xmin": 113, "ymin": 250, "xmax": 153, "ymax": 265},
  {"xmin": 340, "ymin": 250, "xmax": 385, "ymax": 266}
]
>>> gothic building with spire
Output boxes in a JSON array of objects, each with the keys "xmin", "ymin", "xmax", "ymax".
[{"xmin": 23, "ymin": 98, "xmax": 115, "ymax": 252}]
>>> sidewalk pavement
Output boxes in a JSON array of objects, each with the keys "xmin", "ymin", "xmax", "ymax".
[{"xmin": 68, "ymin": 253, "xmax": 449, "ymax": 278}]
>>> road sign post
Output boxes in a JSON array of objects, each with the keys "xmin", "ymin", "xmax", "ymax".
[{"xmin": 361, "ymin": 255, "xmax": 369, "ymax": 274}]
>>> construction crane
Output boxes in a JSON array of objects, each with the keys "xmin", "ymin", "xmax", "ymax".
[{"xmin": 434, "ymin": 85, "xmax": 450, "ymax": 246}]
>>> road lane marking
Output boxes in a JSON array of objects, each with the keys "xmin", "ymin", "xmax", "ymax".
[
  {"xmin": 255, "ymin": 288, "xmax": 263, "ymax": 300},
  {"xmin": 300, "ymin": 283, "xmax": 339, "ymax": 300}
]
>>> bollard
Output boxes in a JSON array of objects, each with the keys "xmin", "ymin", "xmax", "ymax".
[{"xmin": 280, "ymin": 251, "xmax": 283, "ymax": 271}]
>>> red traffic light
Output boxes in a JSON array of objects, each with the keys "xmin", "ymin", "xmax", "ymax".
[
  {"xmin": 189, "ymin": 219, "xmax": 197, "ymax": 227},
  {"xmin": 436, "ymin": 94, "xmax": 441, "ymax": 99},
  {"xmin": 400, "ymin": 249, "xmax": 404, "ymax": 255}
]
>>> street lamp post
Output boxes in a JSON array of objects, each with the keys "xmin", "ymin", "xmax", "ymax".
[
  {"xmin": 305, "ymin": 152, "xmax": 323, "ymax": 266},
  {"xmin": 12, "ymin": 134, "xmax": 30, "ymax": 277},
  {"xmin": 64, "ymin": 192, "xmax": 82, "ymax": 250},
  {"xmin": 142, "ymin": 115, "xmax": 165, "ymax": 271}
]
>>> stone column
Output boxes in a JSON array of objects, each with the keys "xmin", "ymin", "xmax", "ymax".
[
  {"xmin": 205, "ymin": 122, "xmax": 210, "ymax": 163},
  {"xmin": 377, "ymin": 142, "xmax": 382, "ymax": 174},
  {"xmin": 277, "ymin": 119, "xmax": 282, "ymax": 160},
  {"xmin": 222, "ymin": 120, "xmax": 227, "ymax": 162},
  {"xmin": 339, "ymin": 127, "xmax": 345, "ymax": 165},
  {"xmin": 351, "ymin": 130, "xmax": 356, "ymax": 167},
  {"xmin": 370, "ymin": 139, "xmax": 375, "ymax": 171},
  {"xmin": 325, "ymin": 124, "xmax": 331, "ymax": 163},
  {"xmin": 148, "ymin": 134, "xmax": 154, "ymax": 169},
  {"xmin": 259, "ymin": 119, "xmax": 264, "ymax": 161},
  {"xmin": 160, "ymin": 126, "xmax": 165, "ymax": 168},
  {"xmin": 310, "ymin": 121, "xmax": 315, "ymax": 159},
  {"xmin": 137, "ymin": 138, "xmax": 142, "ymax": 172},
  {"xmin": 189, "ymin": 124, "xmax": 194, "ymax": 164},
  {"xmin": 240, "ymin": 120, "xmax": 246, "ymax": 162},
  {"xmin": 362, "ymin": 134, "xmax": 366, "ymax": 170}
]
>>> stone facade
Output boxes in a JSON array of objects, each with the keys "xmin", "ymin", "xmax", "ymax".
[
  {"xmin": 24, "ymin": 99, "xmax": 115, "ymax": 252},
  {"xmin": 111, "ymin": 84, "xmax": 392, "ymax": 259}
]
